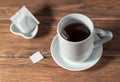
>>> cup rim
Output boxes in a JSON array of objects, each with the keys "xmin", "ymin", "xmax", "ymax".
[{"xmin": 57, "ymin": 13, "xmax": 94, "ymax": 44}]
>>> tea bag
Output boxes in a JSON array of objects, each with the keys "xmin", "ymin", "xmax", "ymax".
[
  {"xmin": 61, "ymin": 30, "xmax": 70, "ymax": 40},
  {"xmin": 10, "ymin": 6, "xmax": 40, "ymax": 33}
]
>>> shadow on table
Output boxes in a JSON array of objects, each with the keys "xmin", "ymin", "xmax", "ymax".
[
  {"xmin": 34, "ymin": 4, "xmax": 55, "ymax": 38},
  {"xmin": 87, "ymin": 26, "xmax": 120, "ymax": 71}
]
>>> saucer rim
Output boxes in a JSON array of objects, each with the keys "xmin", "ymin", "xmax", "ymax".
[
  {"xmin": 10, "ymin": 23, "xmax": 38, "ymax": 39},
  {"xmin": 50, "ymin": 35, "xmax": 103, "ymax": 71}
]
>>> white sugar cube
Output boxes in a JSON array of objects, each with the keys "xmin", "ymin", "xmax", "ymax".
[{"xmin": 30, "ymin": 51, "xmax": 44, "ymax": 63}]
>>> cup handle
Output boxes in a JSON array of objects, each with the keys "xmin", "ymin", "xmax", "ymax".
[{"xmin": 94, "ymin": 28, "xmax": 113, "ymax": 48}]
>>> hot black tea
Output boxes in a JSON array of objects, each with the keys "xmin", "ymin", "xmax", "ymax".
[{"xmin": 61, "ymin": 23, "xmax": 90, "ymax": 42}]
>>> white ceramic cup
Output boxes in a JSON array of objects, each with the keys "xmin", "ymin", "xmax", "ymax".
[{"xmin": 57, "ymin": 14, "xmax": 113, "ymax": 62}]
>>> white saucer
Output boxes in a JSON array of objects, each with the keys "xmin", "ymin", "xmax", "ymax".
[
  {"xmin": 51, "ymin": 35, "xmax": 103, "ymax": 71},
  {"xmin": 10, "ymin": 23, "xmax": 38, "ymax": 39}
]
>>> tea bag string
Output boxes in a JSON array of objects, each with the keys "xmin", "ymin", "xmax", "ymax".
[
  {"xmin": 42, "ymin": 30, "xmax": 69, "ymax": 55},
  {"xmin": 41, "ymin": 50, "xmax": 51, "ymax": 55},
  {"xmin": 41, "ymin": 39, "xmax": 58, "ymax": 55}
]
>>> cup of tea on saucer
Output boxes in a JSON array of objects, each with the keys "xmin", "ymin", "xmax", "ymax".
[{"xmin": 51, "ymin": 13, "xmax": 113, "ymax": 71}]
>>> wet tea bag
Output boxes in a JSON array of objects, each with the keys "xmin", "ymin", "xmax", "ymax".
[{"xmin": 10, "ymin": 6, "xmax": 39, "ymax": 33}]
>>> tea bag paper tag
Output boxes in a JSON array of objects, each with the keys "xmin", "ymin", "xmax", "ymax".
[
  {"xmin": 30, "ymin": 51, "xmax": 44, "ymax": 63},
  {"xmin": 10, "ymin": 6, "xmax": 40, "ymax": 33}
]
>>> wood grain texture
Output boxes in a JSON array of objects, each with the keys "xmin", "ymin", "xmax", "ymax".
[
  {"xmin": 0, "ymin": 0, "xmax": 120, "ymax": 20},
  {"xmin": 0, "ymin": 0, "xmax": 120, "ymax": 82}
]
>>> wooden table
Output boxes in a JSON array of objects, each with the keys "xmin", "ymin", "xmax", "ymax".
[{"xmin": 0, "ymin": 0, "xmax": 120, "ymax": 82}]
